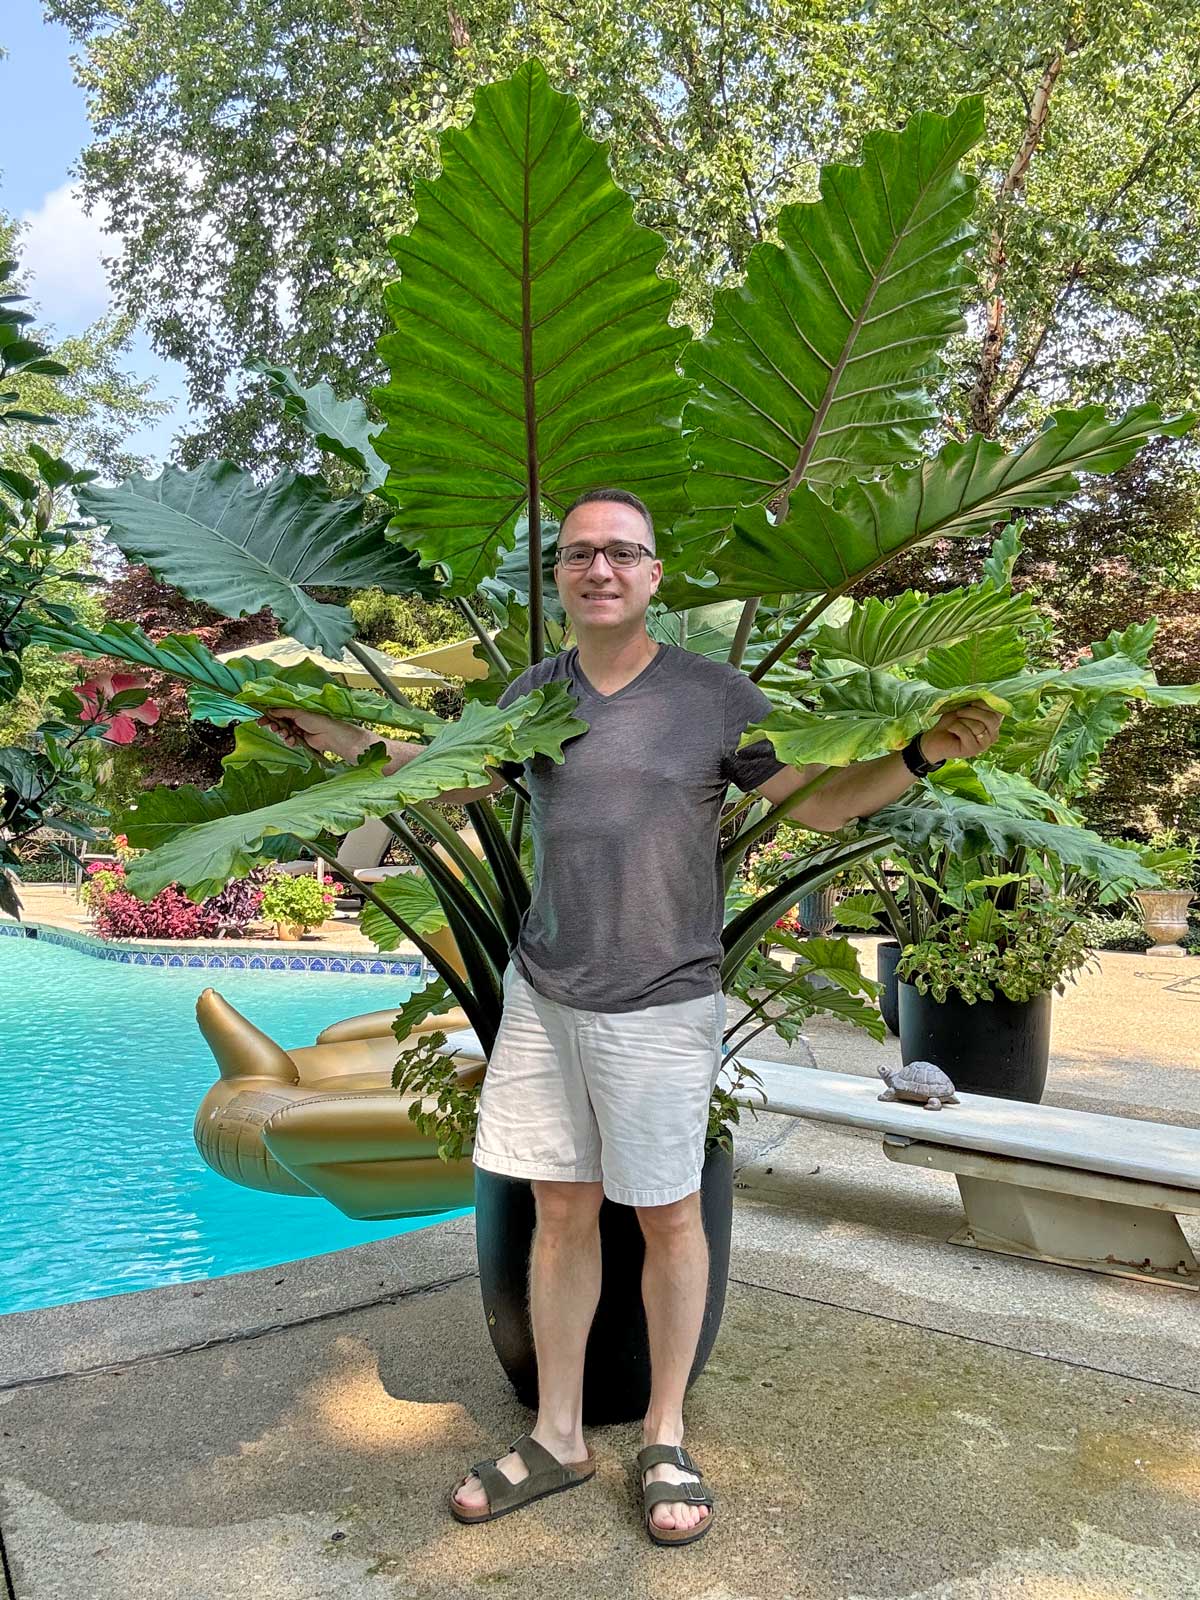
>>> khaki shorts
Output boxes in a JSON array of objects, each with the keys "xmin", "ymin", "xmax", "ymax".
[{"xmin": 471, "ymin": 960, "xmax": 728, "ymax": 1207}]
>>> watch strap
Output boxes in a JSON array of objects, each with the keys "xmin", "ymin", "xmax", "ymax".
[{"xmin": 901, "ymin": 734, "xmax": 945, "ymax": 778}]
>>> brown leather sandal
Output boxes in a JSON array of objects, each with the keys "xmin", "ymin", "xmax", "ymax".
[
  {"xmin": 637, "ymin": 1443, "xmax": 716, "ymax": 1547},
  {"xmin": 449, "ymin": 1432, "xmax": 596, "ymax": 1525}
]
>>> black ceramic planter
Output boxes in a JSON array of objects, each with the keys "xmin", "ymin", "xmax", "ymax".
[
  {"xmin": 473, "ymin": 1141, "xmax": 734, "ymax": 1426},
  {"xmin": 897, "ymin": 981, "xmax": 1052, "ymax": 1103},
  {"xmin": 876, "ymin": 941, "xmax": 902, "ymax": 1037}
]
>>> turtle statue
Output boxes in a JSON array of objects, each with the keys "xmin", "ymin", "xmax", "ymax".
[{"xmin": 877, "ymin": 1060, "xmax": 959, "ymax": 1110}]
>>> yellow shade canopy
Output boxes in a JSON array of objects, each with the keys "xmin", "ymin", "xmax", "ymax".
[
  {"xmin": 398, "ymin": 633, "xmax": 494, "ymax": 681},
  {"xmin": 216, "ymin": 636, "xmax": 451, "ymax": 690}
]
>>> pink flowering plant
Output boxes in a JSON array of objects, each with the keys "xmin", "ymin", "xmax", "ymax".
[{"xmin": 72, "ymin": 673, "xmax": 160, "ymax": 745}]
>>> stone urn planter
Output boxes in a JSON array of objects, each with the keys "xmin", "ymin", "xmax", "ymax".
[
  {"xmin": 1134, "ymin": 890, "xmax": 1193, "ymax": 956},
  {"xmin": 273, "ymin": 919, "xmax": 303, "ymax": 941},
  {"xmin": 797, "ymin": 887, "xmax": 840, "ymax": 937}
]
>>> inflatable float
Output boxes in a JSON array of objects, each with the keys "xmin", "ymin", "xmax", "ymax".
[{"xmin": 193, "ymin": 827, "xmax": 489, "ymax": 1220}]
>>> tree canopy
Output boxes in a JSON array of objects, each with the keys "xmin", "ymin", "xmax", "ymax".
[{"xmin": 43, "ymin": 0, "xmax": 1200, "ymax": 470}]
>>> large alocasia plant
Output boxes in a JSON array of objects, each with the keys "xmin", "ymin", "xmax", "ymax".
[{"xmin": 39, "ymin": 62, "xmax": 1196, "ymax": 1079}]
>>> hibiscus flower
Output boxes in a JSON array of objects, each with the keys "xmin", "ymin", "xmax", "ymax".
[{"xmin": 73, "ymin": 673, "xmax": 161, "ymax": 744}]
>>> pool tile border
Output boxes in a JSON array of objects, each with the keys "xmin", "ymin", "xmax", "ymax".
[{"xmin": 0, "ymin": 918, "xmax": 428, "ymax": 978}]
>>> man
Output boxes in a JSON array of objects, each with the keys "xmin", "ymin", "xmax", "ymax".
[{"xmin": 263, "ymin": 488, "xmax": 1002, "ymax": 1547}]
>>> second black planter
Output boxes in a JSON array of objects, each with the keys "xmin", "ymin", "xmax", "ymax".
[
  {"xmin": 876, "ymin": 940, "xmax": 902, "ymax": 1036},
  {"xmin": 897, "ymin": 981, "xmax": 1053, "ymax": 1103},
  {"xmin": 473, "ymin": 1141, "xmax": 734, "ymax": 1426}
]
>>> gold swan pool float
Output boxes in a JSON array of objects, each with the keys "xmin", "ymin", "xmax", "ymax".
[{"xmin": 193, "ymin": 830, "xmax": 489, "ymax": 1220}]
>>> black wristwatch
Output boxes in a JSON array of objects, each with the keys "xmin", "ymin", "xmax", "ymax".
[{"xmin": 900, "ymin": 733, "xmax": 945, "ymax": 779}]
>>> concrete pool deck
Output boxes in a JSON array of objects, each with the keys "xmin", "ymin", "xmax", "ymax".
[{"xmin": 2, "ymin": 946, "xmax": 1199, "ymax": 1598}]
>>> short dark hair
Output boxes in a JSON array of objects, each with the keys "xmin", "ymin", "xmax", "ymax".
[{"xmin": 558, "ymin": 488, "xmax": 655, "ymax": 550}]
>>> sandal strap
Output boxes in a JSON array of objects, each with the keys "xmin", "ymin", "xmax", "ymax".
[
  {"xmin": 637, "ymin": 1443, "xmax": 702, "ymax": 1477},
  {"xmin": 472, "ymin": 1458, "xmax": 522, "ymax": 1514},
  {"xmin": 505, "ymin": 1432, "xmax": 573, "ymax": 1481},
  {"xmin": 467, "ymin": 1432, "xmax": 587, "ymax": 1515},
  {"xmin": 643, "ymin": 1479, "xmax": 714, "ymax": 1512}
]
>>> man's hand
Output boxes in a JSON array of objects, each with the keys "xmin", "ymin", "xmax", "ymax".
[
  {"xmin": 919, "ymin": 699, "xmax": 1004, "ymax": 765},
  {"xmin": 258, "ymin": 707, "xmax": 373, "ymax": 765}
]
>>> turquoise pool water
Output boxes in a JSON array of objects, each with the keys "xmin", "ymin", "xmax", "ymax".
[{"xmin": 0, "ymin": 936, "xmax": 471, "ymax": 1316}]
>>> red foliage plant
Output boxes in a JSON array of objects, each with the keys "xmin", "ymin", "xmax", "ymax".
[{"xmin": 92, "ymin": 884, "xmax": 222, "ymax": 940}]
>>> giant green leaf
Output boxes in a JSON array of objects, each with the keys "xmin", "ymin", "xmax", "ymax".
[
  {"xmin": 744, "ymin": 649, "xmax": 1166, "ymax": 770},
  {"xmin": 930, "ymin": 760, "xmax": 1080, "ymax": 823},
  {"xmin": 745, "ymin": 673, "xmax": 1012, "ymax": 767},
  {"xmin": 77, "ymin": 463, "xmax": 443, "ymax": 656},
  {"xmin": 703, "ymin": 405, "xmax": 1195, "ymax": 607},
  {"xmin": 118, "ymin": 754, "xmax": 331, "ymax": 893},
  {"xmin": 30, "ymin": 618, "xmax": 251, "ymax": 694},
  {"xmin": 810, "ymin": 585, "xmax": 1033, "ymax": 672},
  {"xmin": 249, "ymin": 360, "xmax": 389, "ymax": 491},
  {"xmin": 986, "ymin": 653, "xmax": 1157, "ymax": 711},
  {"xmin": 373, "ymin": 60, "xmax": 692, "ymax": 593},
  {"xmin": 876, "ymin": 793, "xmax": 1158, "ymax": 889},
  {"xmin": 1144, "ymin": 682, "xmax": 1200, "ymax": 706},
  {"xmin": 125, "ymin": 685, "xmax": 588, "ymax": 898},
  {"xmin": 229, "ymin": 676, "xmax": 445, "ymax": 738},
  {"xmin": 360, "ymin": 871, "xmax": 449, "ymax": 951},
  {"xmin": 922, "ymin": 627, "xmax": 1027, "ymax": 688},
  {"xmin": 682, "ymin": 99, "xmax": 983, "ymax": 555}
]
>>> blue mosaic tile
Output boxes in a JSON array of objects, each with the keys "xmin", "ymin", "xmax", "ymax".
[{"xmin": 4, "ymin": 919, "xmax": 428, "ymax": 979}]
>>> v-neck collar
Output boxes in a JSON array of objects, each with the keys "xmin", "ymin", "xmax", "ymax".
[{"xmin": 571, "ymin": 642, "xmax": 671, "ymax": 703}]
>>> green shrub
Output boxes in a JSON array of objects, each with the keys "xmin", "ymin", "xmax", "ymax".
[
  {"xmin": 13, "ymin": 860, "xmax": 72, "ymax": 884},
  {"xmin": 1075, "ymin": 913, "xmax": 1152, "ymax": 952},
  {"xmin": 259, "ymin": 871, "xmax": 335, "ymax": 930}
]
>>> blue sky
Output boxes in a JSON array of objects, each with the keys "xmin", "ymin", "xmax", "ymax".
[{"xmin": 0, "ymin": 1, "xmax": 189, "ymax": 469}]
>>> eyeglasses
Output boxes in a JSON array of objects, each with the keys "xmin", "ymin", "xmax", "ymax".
[{"xmin": 554, "ymin": 541, "xmax": 655, "ymax": 570}]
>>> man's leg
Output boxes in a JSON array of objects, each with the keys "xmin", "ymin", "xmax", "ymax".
[
  {"xmin": 452, "ymin": 1178, "xmax": 605, "ymax": 1512},
  {"xmin": 636, "ymin": 1191, "xmax": 711, "ymax": 1534}
]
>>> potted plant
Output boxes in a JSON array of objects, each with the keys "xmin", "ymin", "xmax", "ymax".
[
  {"xmin": 826, "ymin": 578, "xmax": 1200, "ymax": 1035},
  {"xmin": 1134, "ymin": 828, "xmax": 1198, "ymax": 954},
  {"xmin": 34, "ymin": 69, "xmax": 1194, "ymax": 1417},
  {"xmin": 259, "ymin": 872, "xmax": 334, "ymax": 940},
  {"xmin": 399, "ymin": 923, "xmax": 883, "ymax": 1420},
  {"xmin": 894, "ymin": 897, "xmax": 1093, "ymax": 1101}
]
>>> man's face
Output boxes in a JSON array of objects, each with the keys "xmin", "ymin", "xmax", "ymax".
[{"xmin": 553, "ymin": 502, "xmax": 662, "ymax": 634}]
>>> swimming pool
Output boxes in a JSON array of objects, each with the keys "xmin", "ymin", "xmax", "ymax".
[{"xmin": 0, "ymin": 936, "xmax": 472, "ymax": 1315}]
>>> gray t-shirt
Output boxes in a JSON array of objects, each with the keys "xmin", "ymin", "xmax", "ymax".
[{"xmin": 496, "ymin": 642, "xmax": 786, "ymax": 1012}]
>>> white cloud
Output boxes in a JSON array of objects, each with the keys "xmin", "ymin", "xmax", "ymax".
[{"xmin": 18, "ymin": 180, "xmax": 120, "ymax": 332}]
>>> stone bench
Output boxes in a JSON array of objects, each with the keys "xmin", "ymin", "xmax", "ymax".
[
  {"xmin": 439, "ymin": 1029, "xmax": 1200, "ymax": 1291},
  {"xmin": 732, "ymin": 1058, "xmax": 1200, "ymax": 1290}
]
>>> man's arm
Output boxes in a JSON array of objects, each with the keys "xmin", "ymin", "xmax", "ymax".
[
  {"xmin": 259, "ymin": 709, "xmax": 503, "ymax": 806},
  {"xmin": 754, "ymin": 700, "xmax": 1004, "ymax": 831}
]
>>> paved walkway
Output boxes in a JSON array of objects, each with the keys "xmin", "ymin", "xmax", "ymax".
[{"xmin": 2, "ymin": 948, "xmax": 1199, "ymax": 1598}]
